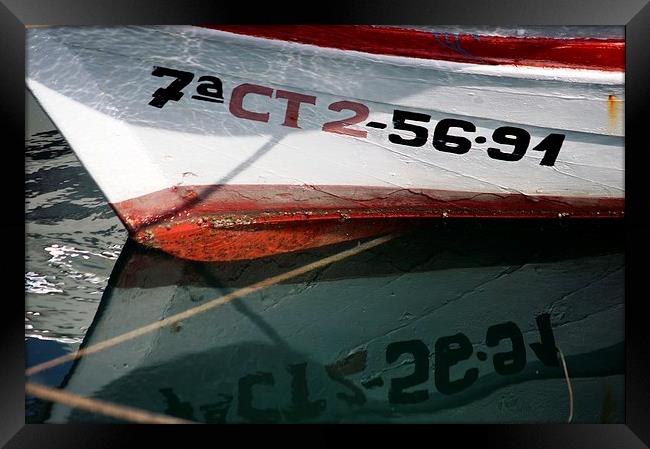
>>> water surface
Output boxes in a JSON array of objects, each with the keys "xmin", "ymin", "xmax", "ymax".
[{"xmin": 25, "ymin": 95, "xmax": 624, "ymax": 423}]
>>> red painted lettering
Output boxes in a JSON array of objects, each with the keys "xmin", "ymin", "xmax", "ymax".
[
  {"xmin": 229, "ymin": 83, "xmax": 274, "ymax": 122},
  {"xmin": 322, "ymin": 101, "xmax": 369, "ymax": 138},
  {"xmin": 275, "ymin": 90, "xmax": 317, "ymax": 128}
]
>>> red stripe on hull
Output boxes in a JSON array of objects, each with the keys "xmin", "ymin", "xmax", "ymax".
[
  {"xmin": 204, "ymin": 25, "xmax": 624, "ymax": 72},
  {"xmin": 111, "ymin": 185, "xmax": 623, "ymax": 262}
]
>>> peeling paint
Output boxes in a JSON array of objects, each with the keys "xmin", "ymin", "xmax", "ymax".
[{"xmin": 115, "ymin": 184, "xmax": 623, "ymax": 261}]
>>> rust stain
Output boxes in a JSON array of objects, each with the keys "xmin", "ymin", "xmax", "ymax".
[
  {"xmin": 134, "ymin": 215, "xmax": 418, "ymax": 262},
  {"xmin": 119, "ymin": 184, "xmax": 625, "ymax": 262},
  {"xmin": 607, "ymin": 94, "xmax": 621, "ymax": 134}
]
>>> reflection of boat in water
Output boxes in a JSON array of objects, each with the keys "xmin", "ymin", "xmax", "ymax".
[
  {"xmin": 50, "ymin": 221, "xmax": 624, "ymax": 423},
  {"xmin": 27, "ymin": 26, "xmax": 624, "ymax": 261}
]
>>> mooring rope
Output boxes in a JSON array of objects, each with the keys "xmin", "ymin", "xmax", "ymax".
[
  {"xmin": 557, "ymin": 346, "xmax": 574, "ymax": 423},
  {"xmin": 26, "ymin": 382, "xmax": 196, "ymax": 424},
  {"xmin": 26, "ymin": 233, "xmax": 398, "ymax": 376}
]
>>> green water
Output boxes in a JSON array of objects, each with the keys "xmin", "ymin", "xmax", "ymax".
[{"xmin": 25, "ymin": 92, "xmax": 624, "ymax": 424}]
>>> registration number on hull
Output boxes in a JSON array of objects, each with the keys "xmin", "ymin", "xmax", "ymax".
[{"xmin": 147, "ymin": 66, "xmax": 566, "ymax": 167}]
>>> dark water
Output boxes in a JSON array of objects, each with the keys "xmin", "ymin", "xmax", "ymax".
[
  {"xmin": 25, "ymin": 128, "xmax": 126, "ymax": 423},
  {"xmin": 25, "ymin": 128, "xmax": 625, "ymax": 424}
]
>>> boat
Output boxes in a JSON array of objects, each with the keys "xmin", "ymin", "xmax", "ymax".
[
  {"xmin": 46, "ymin": 222, "xmax": 624, "ymax": 423},
  {"xmin": 26, "ymin": 26, "xmax": 625, "ymax": 262}
]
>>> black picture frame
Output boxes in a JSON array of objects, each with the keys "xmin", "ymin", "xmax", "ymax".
[{"xmin": 4, "ymin": 0, "xmax": 649, "ymax": 446}]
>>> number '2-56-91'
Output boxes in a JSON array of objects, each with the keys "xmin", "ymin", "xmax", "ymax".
[{"xmin": 148, "ymin": 66, "xmax": 566, "ymax": 167}]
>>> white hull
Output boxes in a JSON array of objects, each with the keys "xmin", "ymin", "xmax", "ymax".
[{"xmin": 26, "ymin": 26, "xmax": 625, "ymax": 261}]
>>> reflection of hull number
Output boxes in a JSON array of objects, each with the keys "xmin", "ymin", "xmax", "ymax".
[
  {"xmin": 160, "ymin": 314, "xmax": 561, "ymax": 423},
  {"xmin": 148, "ymin": 66, "xmax": 565, "ymax": 167}
]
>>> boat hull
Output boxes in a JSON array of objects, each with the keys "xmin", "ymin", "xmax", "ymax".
[{"xmin": 27, "ymin": 26, "xmax": 625, "ymax": 261}]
